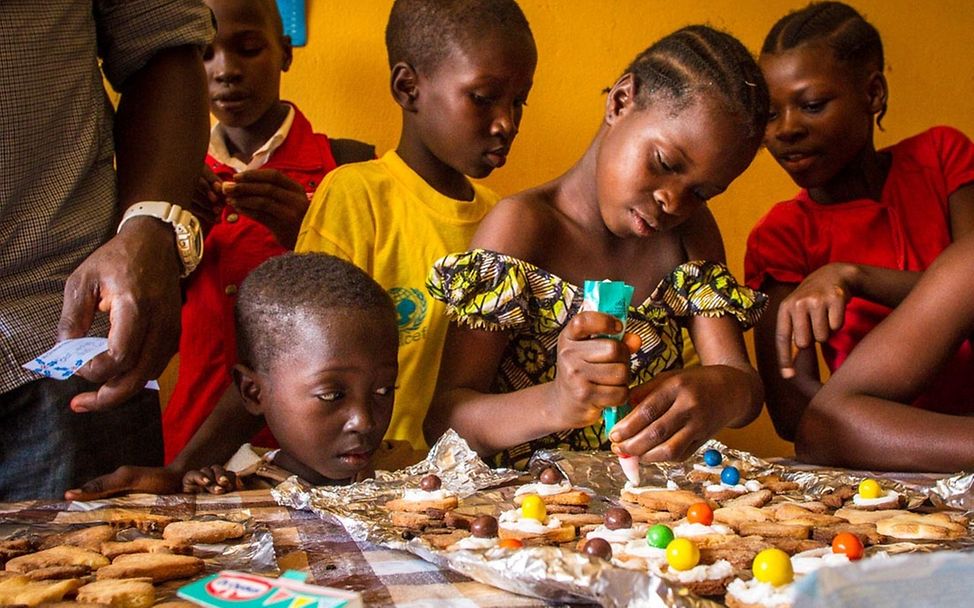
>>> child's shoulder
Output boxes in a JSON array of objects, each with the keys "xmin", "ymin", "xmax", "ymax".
[{"xmin": 472, "ymin": 184, "xmax": 560, "ymax": 260}]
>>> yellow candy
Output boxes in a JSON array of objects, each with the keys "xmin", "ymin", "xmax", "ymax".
[
  {"xmin": 858, "ymin": 479, "xmax": 884, "ymax": 499},
  {"xmin": 752, "ymin": 548, "xmax": 794, "ymax": 587},
  {"xmin": 520, "ymin": 494, "xmax": 547, "ymax": 521},
  {"xmin": 665, "ymin": 538, "xmax": 700, "ymax": 571}
]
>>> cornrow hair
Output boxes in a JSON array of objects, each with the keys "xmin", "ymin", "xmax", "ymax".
[
  {"xmin": 622, "ymin": 25, "xmax": 770, "ymax": 142},
  {"xmin": 385, "ymin": 0, "xmax": 534, "ymax": 73},
  {"xmin": 762, "ymin": 1, "xmax": 886, "ymax": 124},
  {"xmin": 235, "ymin": 252, "xmax": 396, "ymax": 372}
]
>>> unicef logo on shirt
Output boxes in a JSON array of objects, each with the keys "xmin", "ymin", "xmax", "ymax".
[{"xmin": 389, "ymin": 287, "xmax": 429, "ymax": 345}]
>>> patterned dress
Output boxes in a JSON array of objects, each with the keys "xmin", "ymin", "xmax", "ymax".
[{"xmin": 427, "ymin": 249, "xmax": 767, "ymax": 469}]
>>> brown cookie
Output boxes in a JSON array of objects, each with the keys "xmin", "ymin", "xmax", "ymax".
[
  {"xmin": 720, "ymin": 489, "xmax": 773, "ymax": 509},
  {"xmin": 384, "ymin": 496, "xmax": 459, "ymax": 513},
  {"xmin": 54, "ymin": 510, "xmax": 175, "ymax": 534},
  {"xmin": 38, "ymin": 526, "xmax": 116, "ymax": 552},
  {"xmin": 390, "ymin": 509, "xmax": 446, "ymax": 530},
  {"xmin": 162, "ymin": 520, "xmax": 245, "ymax": 545},
  {"xmin": 497, "ymin": 523, "xmax": 576, "ymax": 545},
  {"xmin": 5, "ymin": 545, "xmax": 109, "ymax": 573},
  {"xmin": 738, "ymin": 521, "xmax": 810, "ymax": 539},
  {"xmin": 514, "ymin": 490, "xmax": 590, "ymax": 507},
  {"xmin": 76, "ymin": 577, "xmax": 155, "ymax": 608},
  {"xmin": 713, "ymin": 506, "xmax": 769, "ymax": 531},
  {"xmin": 833, "ymin": 507, "xmax": 912, "ymax": 525},
  {"xmin": 421, "ymin": 529, "xmax": 470, "ymax": 550},
  {"xmin": 24, "ymin": 565, "xmax": 91, "ymax": 581},
  {"xmin": 626, "ymin": 489, "xmax": 708, "ymax": 516},
  {"xmin": 95, "ymin": 553, "xmax": 204, "ymax": 583},
  {"xmin": 756, "ymin": 475, "xmax": 801, "ymax": 494},
  {"xmin": 0, "ymin": 575, "xmax": 82, "ymax": 606},
  {"xmin": 810, "ymin": 523, "xmax": 882, "ymax": 546},
  {"xmin": 875, "ymin": 513, "xmax": 967, "ymax": 540},
  {"xmin": 100, "ymin": 539, "xmax": 190, "ymax": 560}
]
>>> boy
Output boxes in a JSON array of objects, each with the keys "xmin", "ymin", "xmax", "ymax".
[
  {"xmin": 184, "ymin": 252, "xmax": 401, "ymax": 492},
  {"xmin": 161, "ymin": 0, "xmax": 374, "ymax": 463},
  {"xmin": 65, "ymin": 0, "xmax": 536, "ymax": 499}
]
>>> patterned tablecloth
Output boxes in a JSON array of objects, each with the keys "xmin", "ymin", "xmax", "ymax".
[{"xmin": 0, "ymin": 490, "xmax": 566, "ymax": 607}]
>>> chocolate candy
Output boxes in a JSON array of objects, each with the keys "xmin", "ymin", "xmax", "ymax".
[
  {"xmin": 419, "ymin": 474, "xmax": 442, "ymax": 491},
  {"xmin": 539, "ymin": 466, "xmax": 563, "ymax": 484},
  {"xmin": 582, "ymin": 537, "xmax": 613, "ymax": 560},
  {"xmin": 470, "ymin": 515, "xmax": 499, "ymax": 538},
  {"xmin": 604, "ymin": 507, "xmax": 633, "ymax": 530}
]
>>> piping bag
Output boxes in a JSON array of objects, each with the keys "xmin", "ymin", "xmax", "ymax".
[{"xmin": 581, "ymin": 280, "xmax": 640, "ymax": 486}]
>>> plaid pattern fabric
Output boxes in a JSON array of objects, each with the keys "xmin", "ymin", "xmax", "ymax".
[
  {"xmin": 0, "ymin": 491, "xmax": 554, "ymax": 607},
  {"xmin": 0, "ymin": 1, "xmax": 213, "ymax": 392}
]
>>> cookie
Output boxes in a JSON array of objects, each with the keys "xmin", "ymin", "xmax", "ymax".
[
  {"xmin": 384, "ymin": 496, "xmax": 459, "ymax": 513},
  {"xmin": 0, "ymin": 539, "xmax": 32, "ymax": 566},
  {"xmin": 76, "ymin": 578, "xmax": 155, "ymax": 608},
  {"xmin": 38, "ymin": 526, "xmax": 116, "ymax": 552},
  {"xmin": 5, "ymin": 545, "xmax": 109, "ymax": 573},
  {"xmin": 738, "ymin": 521, "xmax": 810, "ymax": 540},
  {"xmin": 95, "ymin": 553, "xmax": 204, "ymax": 583},
  {"xmin": 720, "ymin": 489, "xmax": 773, "ymax": 509},
  {"xmin": 626, "ymin": 489, "xmax": 708, "ymax": 516},
  {"xmin": 24, "ymin": 565, "xmax": 91, "ymax": 581},
  {"xmin": 713, "ymin": 506, "xmax": 769, "ymax": 531},
  {"xmin": 513, "ymin": 490, "xmax": 591, "ymax": 507},
  {"xmin": 497, "ymin": 524, "xmax": 576, "ymax": 545},
  {"xmin": 755, "ymin": 475, "xmax": 801, "ymax": 494},
  {"xmin": 0, "ymin": 574, "xmax": 82, "ymax": 606},
  {"xmin": 421, "ymin": 529, "xmax": 470, "ymax": 550},
  {"xmin": 100, "ymin": 539, "xmax": 189, "ymax": 560},
  {"xmin": 875, "ymin": 512, "xmax": 967, "ymax": 540},
  {"xmin": 810, "ymin": 523, "xmax": 882, "ymax": 546},
  {"xmin": 54, "ymin": 510, "xmax": 175, "ymax": 534},
  {"xmin": 390, "ymin": 508, "xmax": 447, "ymax": 530},
  {"xmin": 833, "ymin": 507, "xmax": 912, "ymax": 525},
  {"xmin": 162, "ymin": 520, "xmax": 245, "ymax": 545}
]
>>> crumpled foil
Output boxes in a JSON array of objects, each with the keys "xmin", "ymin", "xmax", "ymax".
[{"xmin": 274, "ymin": 434, "xmax": 974, "ymax": 607}]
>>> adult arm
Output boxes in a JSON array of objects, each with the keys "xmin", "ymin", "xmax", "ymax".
[
  {"xmin": 797, "ymin": 235, "xmax": 974, "ymax": 472},
  {"xmin": 59, "ymin": 45, "xmax": 209, "ymax": 412}
]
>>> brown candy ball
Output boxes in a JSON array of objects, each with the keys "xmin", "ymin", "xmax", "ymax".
[
  {"xmin": 419, "ymin": 474, "xmax": 442, "ymax": 491},
  {"xmin": 582, "ymin": 537, "xmax": 613, "ymax": 560},
  {"xmin": 539, "ymin": 466, "xmax": 563, "ymax": 485},
  {"xmin": 470, "ymin": 515, "xmax": 499, "ymax": 538},
  {"xmin": 604, "ymin": 507, "xmax": 633, "ymax": 530}
]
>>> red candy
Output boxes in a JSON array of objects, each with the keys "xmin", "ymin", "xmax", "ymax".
[
  {"xmin": 831, "ymin": 532, "xmax": 864, "ymax": 560},
  {"xmin": 686, "ymin": 502, "xmax": 714, "ymax": 526}
]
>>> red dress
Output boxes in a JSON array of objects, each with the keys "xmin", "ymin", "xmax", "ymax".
[
  {"xmin": 162, "ymin": 106, "xmax": 338, "ymax": 463},
  {"xmin": 745, "ymin": 126, "xmax": 974, "ymax": 415}
]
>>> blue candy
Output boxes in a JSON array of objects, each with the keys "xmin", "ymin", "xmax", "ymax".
[
  {"xmin": 703, "ymin": 449, "xmax": 722, "ymax": 467},
  {"xmin": 721, "ymin": 466, "xmax": 741, "ymax": 486}
]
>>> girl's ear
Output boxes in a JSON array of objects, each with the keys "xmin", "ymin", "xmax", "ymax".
[
  {"xmin": 605, "ymin": 72, "xmax": 637, "ymax": 125},
  {"xmin": 866, "ymin": 70, "xmax": 888, "ymax": 116},
  {"xmin": 281, "ymin": 36, "xmax": 294, "ymax": 72},
  {"xmin": 390, "ymin": 62, "xmax": 420, "ymax": 112},
  {"xmin": 233, "ymin": 364, "xmax": 264, "ymax": 416}
]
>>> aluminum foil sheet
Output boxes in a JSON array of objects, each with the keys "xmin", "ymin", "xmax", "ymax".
[{"xmin": 274, "ymin": 434, "xmax": 974, "ymax": 607}]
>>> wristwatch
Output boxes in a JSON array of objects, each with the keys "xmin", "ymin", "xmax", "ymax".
[{"xmin": 117, "ymin": 201, "xmax": 204, "ymax": 277}]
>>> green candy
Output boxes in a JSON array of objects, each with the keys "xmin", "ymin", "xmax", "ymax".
[{"xmin": 647, "ymin": 524, "xmax": 674, "ymax": 549}]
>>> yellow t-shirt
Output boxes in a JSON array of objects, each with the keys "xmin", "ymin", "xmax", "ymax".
[{"xmin": 296, "ymin": 151, "xmax": 498, "ymax": 450}]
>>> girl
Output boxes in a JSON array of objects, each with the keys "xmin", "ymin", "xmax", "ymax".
[
  {"xmin": 426, "ymin": 25, "xmax": 769, "ymax": 468},
  {"xmin": 745, "ymin": 1, "xmax": 974, "ymax": 444}
]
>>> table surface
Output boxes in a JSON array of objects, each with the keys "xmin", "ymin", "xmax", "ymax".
[{"xmin": 0, "ymin": 490, "xmax": 567, "ymax": 608}]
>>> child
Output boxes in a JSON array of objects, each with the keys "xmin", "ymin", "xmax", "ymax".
[
  {"xmin": 745, "ymin": 1, "xmax": 974, "ymax": 443},
  {"xmin": 800, "ymin": 233, "xmax": 974, "ymax": 472},
  {"xmin": 426, "ymin": 26, "xmax": 769, "ymax": 468},
  {"xmin": 63, "ymin": 0, "xmax": 536, "ymax": 499},
  {"xmin": 183, "ymin": 252, "xmax": 401, "ymax": 492},
  {"xmin": 162, "ymin": 0, "xmax": 374, "ymax": 463}
]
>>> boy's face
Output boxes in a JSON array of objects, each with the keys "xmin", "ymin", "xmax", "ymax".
[
  {"xmin": 203, "ymin": 0, "xmax": 291, "ymax": 129},
  {"xmin": 411, "ymin": 29, "xmax": 537, "ymax": 180},
  {"xmin": 242, "ymin": 308, "xmax": 398, "ymax": 483}
]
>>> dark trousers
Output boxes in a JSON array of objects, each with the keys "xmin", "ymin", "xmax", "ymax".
[{"xmin": 0, "ymin": 376, "xmax": 163, "ymax": 500}]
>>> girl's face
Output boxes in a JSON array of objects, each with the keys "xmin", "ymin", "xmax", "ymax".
[
  {"xmin": 596, "ymin": 93, "xmax": 755, "ymax": 237},
  {"xmin": 760, "ymin": 44, "xmax": 877, "ymax": 190}
]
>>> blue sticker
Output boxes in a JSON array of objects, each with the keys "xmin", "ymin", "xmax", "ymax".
[{"xmin": 276, "ymin": 0, "xmax": 308, "ymax": 47}]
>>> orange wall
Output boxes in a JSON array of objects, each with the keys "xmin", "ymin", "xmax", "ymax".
[{"xmin": 165, "ymin": 1, "xmax": 974, "ymax": 458}]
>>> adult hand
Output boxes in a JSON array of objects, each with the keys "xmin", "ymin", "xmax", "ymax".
[
  {"xmin": 182, "ymin": 465, "xmax": 239, "ymax": 494},
  {"xmin": 58, "ymin": 218, "xmax": 182, "ymax": 412},
  {"xmin": 549, "ymin": 311, "xmax": 639, "ymax": 430},
  {"xmin": 64, "ymin": 465, "xmax": 182, "ymax": 500},
  {"xmin": 189, "ymin": 164, "xmax": 225, "ymax": 232},
  {"xmin": 608, "ymin": 365, "xmax": 746, "ymax": 462},
  {"xmin": 222, "ymin": 169, "xmax": 308, "ymax": 249},
  {"xmin": 775, "ymin": 263, "xmax": 854, "ymax": 378}
]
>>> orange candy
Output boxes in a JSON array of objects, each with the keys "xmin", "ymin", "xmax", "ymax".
[
  {"xmin": 498, "ymin": 538, "xmax": 524, "ymax": 550},
  {"xmin": 686, "ymin": 502, "xmax": 714, "ymax": 526},
  {"xmin": 831, "ymin": 532, "xmax": 864, "ymax": 560}
]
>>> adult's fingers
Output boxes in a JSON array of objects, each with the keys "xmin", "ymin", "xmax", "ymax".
[
  {"xmin": 57, "ymin": 271, "xmax": 98, "ymax": 342},
  {"xmin": 64, "ymin": 465, "xmax": 180, "ymax": 501}
]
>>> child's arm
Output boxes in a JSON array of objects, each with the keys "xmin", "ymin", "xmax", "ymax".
[
  {"xmin": 427, "ymin": 313, "xmax": 636, "ymax": 456},
  {"xmin": 797, "ymin": 235, "xmax": 974, "ymax": 472}
]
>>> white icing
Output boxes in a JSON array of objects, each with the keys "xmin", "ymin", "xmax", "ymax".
[
  {"xmin": 498, "ymin": 508, "xmax": 564, "ymax": 534},
  {"xmin": 705, "ymin": 479, "xmax": 763, "ymax": 494},
  {"xmin": 852, "ymin": 490, "xmax": 900, "ymax": 507},
  {"xmin": 620, "ymin": 456, "xmax": 641, "ymax": 485},
  {"xmin": 726, "ymin": 578, "xmax": 795, "ymax": 607},
  {"xmin": 790, "ymin": 547, "xmax": 850, "ymax": 575},
  {"xmin": 585, "ymin": 523, "xmax": 648, "ymax": 544},
  {"xmin": 693, "ymin": 463, "xmax": 723, "ymax": 475},
  {"xmin": 515, "ymin": 480, "xmax": 573, "ymax": 497},
  {"xmin": 451, "ymin": 536, "xmax": 497, "ymax": 550},
  {"xmin": 617, "ymin": 538, "xmax": 667, "ymax": 561},
  {"xmin": 623, "ymin": 480, "xmax": 679, "ymax": 494},
  {"xmin": 672, "ymin": 521, "xmax": 733, "ymax": 537},
  {"xmin": 402, "ymin": 488, "xmax": 454, "ymax": 501},
  {"xmin": 666, "ymin": 559, "xmax": 735, "ymax": 583}
]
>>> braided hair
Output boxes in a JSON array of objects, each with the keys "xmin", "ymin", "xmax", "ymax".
[
  {"xmin": 762, "ymin": 1, "xmax": 886, "ymax": 124},
  {"xmin": 621, "ymin": 25, "xmax": 769, "ymax": 143}
]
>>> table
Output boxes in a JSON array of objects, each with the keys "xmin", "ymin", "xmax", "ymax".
[{"xmin": 0, "ymin": 490, "xmax": 562, "ymax": 607}]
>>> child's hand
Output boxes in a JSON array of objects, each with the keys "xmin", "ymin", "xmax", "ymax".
[
  {"xmin": 182, "ymin": 465, "xmax": 239, "ymax": 494},
  {"xmin": 190, "ymin": 164, "xmax": 225, "ymax": 231},
  {"xmin": 775, "ymin": 264, "xmax": 853, "ymax": 377},
  {"xmin": 551, "ymin": 311, "xmax": 637, "ymax": 429},
  {"xmin": 608, "ymin": 365, "xmax": 747, "ymax": 462},
  {"xmin": 222, "ymin": 169, "xmax": 309, "ymax": 249}
]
